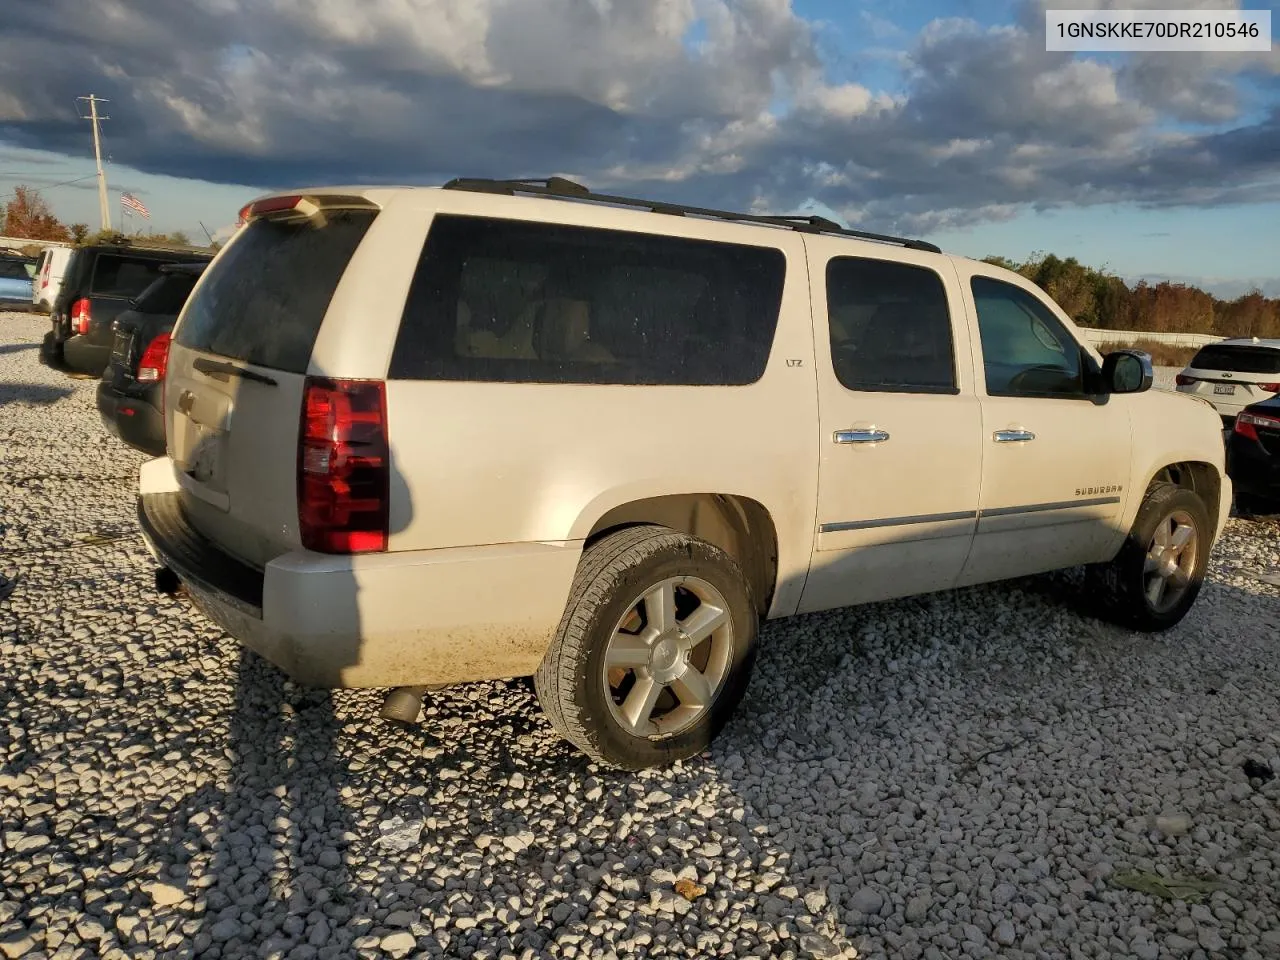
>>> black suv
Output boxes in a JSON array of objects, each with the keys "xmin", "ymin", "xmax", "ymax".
[
  {"xmin": 40, "ymin": 240, "xmax": 213, "ymax": 377},
  {"xmin": 1227, "ymin": 394, "xmax": 1280, "ymax": 515},
  {"xmin": 97, "ymin": 262, "xmax": 207, "ymax": 456}
]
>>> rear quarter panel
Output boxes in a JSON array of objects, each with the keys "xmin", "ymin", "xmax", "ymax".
[{"xmin": 360, "ymin": 194, "xmax": 822, "ymax": 620}]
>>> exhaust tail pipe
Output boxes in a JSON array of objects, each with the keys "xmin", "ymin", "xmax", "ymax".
[
  {"xmin": 379, "ymin": 685, "xmax": 449, "ymax": 725},
  {"xmin": 381, "ymin": 686, "xmax": 429, "ymax": 725}
]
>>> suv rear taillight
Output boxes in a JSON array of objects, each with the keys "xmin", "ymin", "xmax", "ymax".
[
  {"xmin": 1234, "ymin": 410, "xmax": 1280, "ymax": 442},
  {"xmin": 1174, "ymin": 374, "xmax": 1195, "ymax": 386},
  {"xmin": 1258, "ymin": 383, "xmax": 1280, "ymax": 393},
  {"xmin": 298, "ymin": 378, "xmax": 389, "ymax": 554},
  {"xmin": 72, "ymin": 298, "xmax": 91, "ymax": 335},
  {"xmin": 137, "ymin": 332, "xmax": 171, "ymax": 383}
]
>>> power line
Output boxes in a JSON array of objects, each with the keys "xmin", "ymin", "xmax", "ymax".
[
  {"xmin": 0, "ymin": 176, "xmax": 100, "ymax": 213},
  {"xmin": 0, "ymin": 174, "xmax": 99, "ymax": 195},
  {"xmin": 0, "ymin": 171, "xmax": 81, "ymax": 178}
]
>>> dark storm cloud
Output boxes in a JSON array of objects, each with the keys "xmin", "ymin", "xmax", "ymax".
[{"xmin": 0, "ymin": 0, "xmax": 1277, "ymax": 235}]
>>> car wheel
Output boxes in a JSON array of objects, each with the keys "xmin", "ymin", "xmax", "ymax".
[
  {"xmin": 534, "ymin": 525, "xmax": 758, "ymax": 770},
  {"xmin": 1085, "ymin": 482, "xmax": 1212, "ymax": 632}
]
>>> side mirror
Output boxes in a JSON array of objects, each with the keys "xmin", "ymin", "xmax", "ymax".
[{"xmin": 1102, "ymin": 349, "xmax": 1153, "ymax": 394}]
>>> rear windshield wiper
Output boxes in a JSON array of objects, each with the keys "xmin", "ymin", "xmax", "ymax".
[{"xmin": 193, "ymin": 357, "xmax": 278, "ymax": 387}]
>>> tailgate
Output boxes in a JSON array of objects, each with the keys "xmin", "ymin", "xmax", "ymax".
[{"xmin": 166, "ymin": 201, "xmax": 379, "ymax": 569}]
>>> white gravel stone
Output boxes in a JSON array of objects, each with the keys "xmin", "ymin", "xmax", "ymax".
[
  {"xmin": 2, "ymin": 313, "xmax": 1280, "ymax": 958},
  {"xmin": 143, "ymin": 883, "xmax": 184, "ymax": 906},
  {"xmin": 1154, "ymin": 813, "xmax": 1194, "ymax": 837},
  {"xmin": 378, "ymin": 932, "xmax": 416, "ymax": 957}
]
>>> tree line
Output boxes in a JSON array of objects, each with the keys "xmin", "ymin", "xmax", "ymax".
[
  {"xmin": 2, "ymin": 185, "xmax": 211, "ymax": 252},
  {"xmin": 983, "ymin": 253, "xmax": 1279, "ymax": 340}
]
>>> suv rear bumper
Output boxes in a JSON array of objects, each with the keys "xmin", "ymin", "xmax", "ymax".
[
  {"xmin": 136, "ymin": 476, "xmax": 581, "ymax": 689},
  {"xmin": 98, "ymin": 380, "xmax": 166, "ymax": 457}
]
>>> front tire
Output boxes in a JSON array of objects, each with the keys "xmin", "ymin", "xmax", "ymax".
[
  {"xmin": 534, "ymin": 525, "xmax": 758, "ymax": 770},
  {"xmin": 1085, "ymin": 482, "xmax": 1212, "ymax": 631}
]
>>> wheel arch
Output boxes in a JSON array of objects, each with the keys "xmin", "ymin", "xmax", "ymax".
[
  {"xmin": 584, "ymin": 493, "xmax": 780, "ymax": 618},
  {"xmin": 1137, "ymin": 459, "xmax": 1226, "ymax": 545}
]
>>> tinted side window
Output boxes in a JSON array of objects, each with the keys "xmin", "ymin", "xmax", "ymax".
[
  {"xmin": 137, "ymin": 272, "xmax": 201, "ymax": 314},
  {"xmin": 176, "ymin": 211, "xmax": 376, "ymax": 373},
  {"xmin": 1189, "ymin": 345, "xmax": 1280, "ymax": 375},
  {"xmin": 826, "ymin": 257, "xmax": 956, "ymax": 393},
  {"xmin": 91, "ymin": 255, "xmax": 166, "ymax": 298},
  {"xmin": 389, "ymin": 215, "xmax": 786, "ymax": 385},
  {"xmin": 0, "ymin": 260, "xmax": 29, "ymax": 280},
  {"xmin": 971, "ymin": 277, "xmax": 1085, "ymax": 397}
]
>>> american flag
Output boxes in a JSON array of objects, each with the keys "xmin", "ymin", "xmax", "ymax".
[{"xmin": 120, "ymin": 192, "xmax": 151, "ymax": 219}]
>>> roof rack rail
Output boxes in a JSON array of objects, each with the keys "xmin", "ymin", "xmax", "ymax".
[{"xmin": 440, "ymin": 177, "xmax": 942, "ymax": 254}]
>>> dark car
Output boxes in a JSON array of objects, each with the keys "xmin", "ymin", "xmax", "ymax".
[
  {"xmin": 0, "ymin": 254, "xmax": 36, "ymax": 310},
  {"xmin": 96, "ymin": 262, "xmax": 207, "ymax": 456},
  {"xmin": 1227, "ymin": 393, "xmax": 1280, "ymax": 515},
  {"xmin": 40, "ymin": 240, "xmax": 213, "ymax": 377}
]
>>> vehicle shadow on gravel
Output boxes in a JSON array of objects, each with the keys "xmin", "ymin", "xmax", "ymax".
[
  {"xmin": 0, "ymin": 382, "xmax": 71, "ymax": 407},
  {"xmin": 0, "ymin": 342, "xmax": 37, "ymax": 355},
  {"xmin": 121, "ymin": 632, "xmax": 835, "ymax": 958},
  {"xmin": 107, "ymin": 520, "xmax": 1279, "ymax": 959}
]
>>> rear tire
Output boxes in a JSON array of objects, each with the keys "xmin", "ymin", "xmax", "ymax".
[
  {"xmin": 534, "ymin": 525, "xmax": 758, "ymax": 770},
  {"xmin": 1084, "ymin": 482, "xmax": 1211, "ymax": 632}
]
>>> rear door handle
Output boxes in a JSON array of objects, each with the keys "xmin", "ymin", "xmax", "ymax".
[
  {"xmin": 834, "ymin": 428, "xmax": 890, "ymax": 444},
  {"xmin": 993, "ymin": 429, "xmax": 1036, "ymax": 443}
]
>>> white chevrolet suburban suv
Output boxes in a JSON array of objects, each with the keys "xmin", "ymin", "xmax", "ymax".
[{"xmin": 136, "ymin": 177, "xmax": 1231, "ymax": 770}]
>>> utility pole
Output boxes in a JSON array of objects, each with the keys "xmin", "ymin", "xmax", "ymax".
[{"xmin": 77, "ymin": 94, "xmax": 111, "ymax": 232}]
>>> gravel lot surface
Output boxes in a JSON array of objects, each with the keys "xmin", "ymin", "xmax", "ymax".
[{"xmin": 2, "ymin": 312, "xmax": 1278, "ymax": 960}]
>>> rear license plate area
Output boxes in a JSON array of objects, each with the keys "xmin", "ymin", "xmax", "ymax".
[
  {"xmin": 186, "ymin": 428, "xmax": 224, "ymax": 485},
  {"xmin": 1214, "ymin": 383, "xmax": 1235, "ymax": 395},
  {"xmin": 111, "ymin": 329, "xmax": 132, "ymax": 362}
]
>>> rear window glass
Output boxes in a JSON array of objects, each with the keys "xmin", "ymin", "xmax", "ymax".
[
  {"xmin": 91, "ymin": 255, "xmax": 167, "ymax": 298},
  {"xmin": 389, "ymin": 215, "xmax": 786, "ymax": 385},
  {"xmin": 175, "ymin": 210, "xmax": 376, "ymax": 373},
  {"xmin": 135, "ymin": 271, "xmax": 202, "ymax": 315},
  {"xmin": 1190, "ymin": 345, "xmax": 1280, "ymax": 375}
]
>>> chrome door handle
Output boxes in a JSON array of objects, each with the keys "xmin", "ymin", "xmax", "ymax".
[
  {"xmin": 834, "ymin": 428, "xmax": 890, "ymax": 444},
  {"xmin": 993, "ymin": 429, "xmax": 1036, "ymax": 443}
]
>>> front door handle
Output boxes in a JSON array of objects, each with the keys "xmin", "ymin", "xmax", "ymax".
[
  {"xmin": 993, "ymin": 429, "xmax": 1036, "ymax": 443},
  {"xmin": 834, "ymin": 428, "xmax": 890, "ymax": 444}
]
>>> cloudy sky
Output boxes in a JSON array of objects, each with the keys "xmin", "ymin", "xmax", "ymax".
[{"xmin": 1, "ymin": 0, "xmax": 1277, "ymax": 295}]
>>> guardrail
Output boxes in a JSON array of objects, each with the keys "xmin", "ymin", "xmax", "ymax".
[
  {"xmin": 1079, "ymin": 329, "xmax": 1224, "ymax": 348},
  {"xmin": 0, "ymin": 235, "xmax": 74, "ymax": 250}
]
